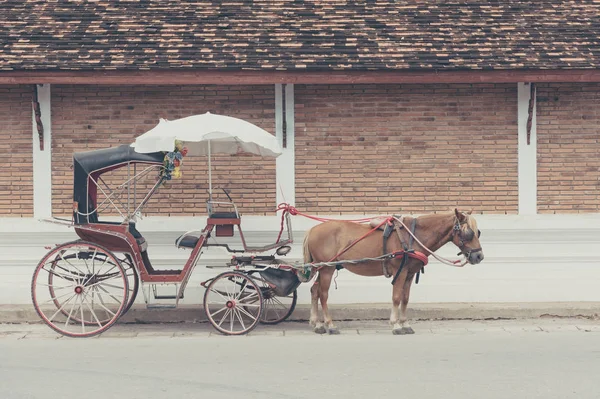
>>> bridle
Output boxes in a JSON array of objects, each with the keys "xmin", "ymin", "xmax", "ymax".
[{"xmin": 453, "ymin": 217, "xmax": 482, "ymax": 258}]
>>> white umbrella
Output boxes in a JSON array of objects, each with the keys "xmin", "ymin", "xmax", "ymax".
[{"xmin": 132, "ymin": 112, "xmax": 282, "ymax": 198}]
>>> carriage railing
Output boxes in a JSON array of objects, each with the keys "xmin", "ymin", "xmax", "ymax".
[
  {"xmin": 75, "ymin": 163, "xmax": 164, "ymax": 224},
  {"xmin": 205, "ymin": 197, "xmax": 294, "ymax": 253}
]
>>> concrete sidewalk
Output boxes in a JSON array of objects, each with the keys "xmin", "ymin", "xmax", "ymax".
[
  {"xmin": 2, "ymin": 301, "xmax": 599, "ymax": 324},
  {"xmin": 2, "ymin": 317, "xmax": 600, "ymax": 339}
]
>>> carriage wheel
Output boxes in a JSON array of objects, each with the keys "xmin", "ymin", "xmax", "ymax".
[
  {"xmin": 118, "ymin": 254, "xmax": 140, "ymax": 316},
  {"xmin": 32, "ymin": 241, "xmax": 129, "ymax": 338},
  {"xmin": 248, "ymin": 272, "xmax": 297, "ymax": 325},
  {"xmin": 203, "ymin": 271, "xmax": 263, "ymax": 335},
  {"xmin": 47, "ymin": 249, "xmax": 138, "ymax": 325}
]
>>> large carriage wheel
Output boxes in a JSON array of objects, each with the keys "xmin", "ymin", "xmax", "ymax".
[
  {"xmin": 203, "ymin": 271, "xmax": 263, "ymax": 335},
  {"xmin": 32, "ymin": 241, "xmax": 129, "ymax": 338},
  {"xmin": 248, "ymin": 272, "xmax": 297, "ymax": 325},
  {"xmin": 118, "ymin": 254, "xmax": 140, "ymax": 316},
  {"xmin": 46, "ymin": 248, "xmax": 139, "ymax": 325}
]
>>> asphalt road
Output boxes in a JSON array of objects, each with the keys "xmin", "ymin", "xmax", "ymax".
[{"xmin": 1, "ymin": 319, "xmax": 599, "ymax": 399}]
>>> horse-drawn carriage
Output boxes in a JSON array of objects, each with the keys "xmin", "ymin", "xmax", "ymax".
[{"xmin": 31, "ymin": 113, "xmax": 484, "ymax": 338}]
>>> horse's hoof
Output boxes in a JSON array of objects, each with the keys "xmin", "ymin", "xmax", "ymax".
[
  {"xmin": 327, "ymin": 327, "xmax": 340, "ymax": 335},
  {"xmin": 392, "ymin": 328, "xmax": 406, "ymax": 335},
  {"xmin": 314, "ymin": 325, "xmax": 327, "ymax": 334},
  {"xmin": 402, "ymin": 327, "xmax": 415, "ymax": 335}
]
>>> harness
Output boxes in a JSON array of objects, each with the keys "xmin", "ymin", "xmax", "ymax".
[
  {"xmin": 452, "ymin": 218, "xmax": 482, "ymax": 259},
  {"xmin": 382, "ymin": 216, "xmax": 427, "ymax": 285}
]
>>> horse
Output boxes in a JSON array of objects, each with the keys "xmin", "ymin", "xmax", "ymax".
[{"xmin": 301, "ymin": 209, "xmax": 484, "ymax": 335}]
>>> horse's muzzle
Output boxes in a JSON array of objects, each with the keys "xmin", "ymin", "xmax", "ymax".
[{"xmin": 468, "ymin": 250, "xmax": 484, "ymax": 265}]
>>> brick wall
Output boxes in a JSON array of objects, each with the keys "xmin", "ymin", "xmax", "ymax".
[
  {"xmin": 295, "ymin": 84, "xmax": 518, "ymax": 215},
  {"xmin": 0, "ymin": 85, "xmax": 33, "ymax": 216},
  {"xmin": 537, "ymin": 83, "xmax": 600, "ymax": 213},
  {"xmin": 51, "ymin": 85, "xmax": 276, "ymax": 217}
]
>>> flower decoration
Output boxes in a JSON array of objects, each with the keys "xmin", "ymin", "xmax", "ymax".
[{"xmin": 160, "ymin": 140, "xmax": 188, "ymax": 182}]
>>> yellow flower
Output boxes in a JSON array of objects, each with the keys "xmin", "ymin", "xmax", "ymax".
[
  {"xmin": 175, "ymin": 140, "xmax": 184, "ymax": 151},
  {"xmin": 172, "ymin": 167, "xmax": 182, "ymax": 179}
]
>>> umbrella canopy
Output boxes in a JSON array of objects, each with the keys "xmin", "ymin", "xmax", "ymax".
[{"xmin": 132, "ymin": 112, "xmax": 282, "ymax": 158}]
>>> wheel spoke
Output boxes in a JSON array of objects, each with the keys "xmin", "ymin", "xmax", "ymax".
[
  {"xmin": 59, "ymin": 251, "xmax": 87, "ymax": 277},
  {"xmin": 239, "ymin": 290, "xmax": 260, "ymax": 303},
  {"xmin": 271, "ymin": 297, "xmax": 288, "ymax": 309},
  {"xmin": 81, "ymin": 291, "xmax": 103, "ymax": 328},
  {"xmin": 79, "ymin": 295, "xmax": 86, "ymax": 333},
  {"xmin": 95, "ymin": 284, "xmax": 124, "ymax": 305},
  {"xmin": 37, "ymin": 283, "xmax": 71, "ymax": 290},
  {"xmin": 64, "ymin": 294, "xmax": 79, "ymax": 327},
  {"xmin": 97, "ymin": 282, "xmax": 125, "ymax": 291},
  {"xmin": 47, "ymin": 293, "xmax": 77, "ymax": 322},
  {"xmin": 240, "ymin": 302, "xmax": 261, "ymax": 308},
  {"xmin": 43, "ymin": 267, "xmax": 81, "ymax": 284},
  {"xmin": 236, "ymin": 304, "xmax": 258, "ymax": 321},
  {"xmin": 233, "ymin": 308, "xmax": 246, "ymax": 330},
  {"xmin": 210, "ymin": 306, "xmax": 228, "ymax": 318},
  {"xmin": 218, "ymin": 308, "xmax": 232, "ymax": 328},
  {"xmin": 90, "ymin": 292, "xmax": 117, "ymax": 318},
  {"xmin": 209, "ymin": 287, "xmax": 230, "ymax": 302},
  {"xmin": 42, "ymin": 289, "xmax": 78, "ymax": 304}
]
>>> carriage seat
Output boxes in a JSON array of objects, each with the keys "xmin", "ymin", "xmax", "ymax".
[
  {"xmin": 209, "ymin": 211, "xmax": 239, "ymax": 219},
  {"xmin": 175, "ymin": 233, "xmax": 200, "ymax": 249},
  {"xmin": 128, "ymin": 222, "xmax": 148, "ymax": 252}
]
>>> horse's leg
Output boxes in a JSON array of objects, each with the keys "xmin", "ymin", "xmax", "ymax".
[
  {"xmin": 390, "ymin": 270, "xmax": 414, "ymax": 335},
  {"xmin": 309, "ymin": 277, "xmax": 321, "ymax": 330},
  {"xmin": 317, "ymin": 267, "xmax": 339, "ymax": 334},
  {"xmin": 398, "ymin": 272, "xmax": 416, "ymax": 334}
]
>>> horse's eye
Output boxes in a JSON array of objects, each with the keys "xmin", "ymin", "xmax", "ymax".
[
  {"xmin": 462, "ymin": 229, "xmax": 474, "ymax": 241},
  {"xmin": 477, "ymin": 230, "xmax": 481, "ymax": 238}
]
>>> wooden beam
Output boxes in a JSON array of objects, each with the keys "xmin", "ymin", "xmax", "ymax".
[{"xmin": 2, "ymin": 69, "xmax": 600, "ymax": 85}]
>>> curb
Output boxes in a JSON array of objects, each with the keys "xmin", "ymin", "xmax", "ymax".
[{"xmin": 2, "ymin": 302, "xmax": 599, "ymax": 324}]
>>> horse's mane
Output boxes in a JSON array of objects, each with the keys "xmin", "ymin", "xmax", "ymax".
[{"xmin": 416, "ymin": 211, "xmax": 478, "ymax": 233}]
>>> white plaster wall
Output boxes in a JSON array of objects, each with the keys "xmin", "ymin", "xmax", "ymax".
[{"xmin": 1, "ymin": 214, "xmax": 599, "ymax": 306}]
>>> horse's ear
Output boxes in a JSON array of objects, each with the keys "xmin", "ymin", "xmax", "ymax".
[
  {"xmin": 466, "ymin": 209, "xmax": 473, "ymax": 215},
  {"xmin": 454, "ymin": 208, "xmax": 467, "ymax": 222}
]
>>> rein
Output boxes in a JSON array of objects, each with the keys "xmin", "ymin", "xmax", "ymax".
[{"xmin": 393, "ymin": 217, "xmax": 469, "ymax": 268}]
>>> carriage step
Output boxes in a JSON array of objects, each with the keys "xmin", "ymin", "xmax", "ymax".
[
  {"xmin": 146, "ymin": 269, "xmax": 182, "ymax": 276},
  {"xmin": 152, "ymin": 294, "xmax": 183, "ymax": 300},
  {"xmin": 146, "ymin": 304, "xmax": 177, "ymax": 309}
]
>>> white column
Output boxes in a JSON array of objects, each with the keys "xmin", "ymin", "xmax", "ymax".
[
  {"xmin": 32, "ymin": 84, "xmax": 52, "ymax": 219},
  {"xmin": 275, "ymin": 84, "xmax": 295, "ymax": 206},
  {"xmin": 517, "ymin": 82, "xmax": 537, "ymax": 215}
]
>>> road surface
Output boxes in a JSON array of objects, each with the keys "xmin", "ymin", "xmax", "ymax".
[{"xmin": 1, "ymin": 318, "xmax": 599, "ymax": 399}]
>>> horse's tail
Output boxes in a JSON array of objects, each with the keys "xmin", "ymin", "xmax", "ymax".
[
  {"xmin": 298, "ymin": 227, "xmax": 316, "ymax": 283},
  {"xmin": 302, "ymin": 227, "xmax": 313, "ymax": 264}
]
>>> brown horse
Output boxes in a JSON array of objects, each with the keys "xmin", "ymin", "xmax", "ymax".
[{"xmin": 302, "ymin": 209, "xmax": 484, "ymax": 335}]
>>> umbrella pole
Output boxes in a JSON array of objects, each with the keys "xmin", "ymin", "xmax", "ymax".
[{"xmin": 208, "ymin": 139, "xmax": 212, "ymax": 203}]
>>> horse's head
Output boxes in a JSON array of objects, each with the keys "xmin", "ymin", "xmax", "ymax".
[{"xmin": 451, "ymin": 209, "xmax": 484, "ymax": 265}]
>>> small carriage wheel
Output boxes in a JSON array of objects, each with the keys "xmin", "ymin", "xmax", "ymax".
[
  {"xmin": 203, "ymin": 271, "xmax": 263, "ymax": 335},
  {"xmin": 32, "ymin": 241, "xmax": 129, "ymax": 338},
  {"xmin": 248, "ymin": 272, "xmax": 297, "ymax": 325}
]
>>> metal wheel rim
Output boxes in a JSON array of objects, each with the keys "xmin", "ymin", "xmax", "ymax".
[
  {"xmin": 32, "ymin": 242, "xmax": 129, "ymax": 338},
  {"xmin": 248, "ymin": 274, "xmax": 297, "ymax": 325},
  {"xmin": 203, "ymin": 272, "xmax": 263, "ymax": 335},
  {"xmin": 118, "ymin": 254, "xmax": 139, "ymax": 317}
]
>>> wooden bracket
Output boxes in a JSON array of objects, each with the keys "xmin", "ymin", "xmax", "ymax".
[
  {"xmin": 526, "ymin": 83, "xmax": 536, "ymax": 145},
  {"xmin": 32, "ymin": 84, "xmax": 45, "ymax": 150}
]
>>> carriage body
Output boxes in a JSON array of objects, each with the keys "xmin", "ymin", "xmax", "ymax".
[{"xmin": 32, "ymin": 144, "xmax": 299, "ymax": 338}]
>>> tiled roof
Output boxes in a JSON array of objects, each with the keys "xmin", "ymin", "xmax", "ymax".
[{"xmin": 1, "ymin": 0, "xmax": 600, "ymax": 71}]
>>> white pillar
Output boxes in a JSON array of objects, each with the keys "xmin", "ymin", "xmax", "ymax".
[
  {"xmin": 275, "ymin": 84, "xmax": 295, "ymax": 207},
  {"xmin": 32, "ymin": 84, "xmax": 52, "ymax": 219},
  {"xmin": 517, "ymin": 82, "xmax": 537, "ymax": 215}
]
